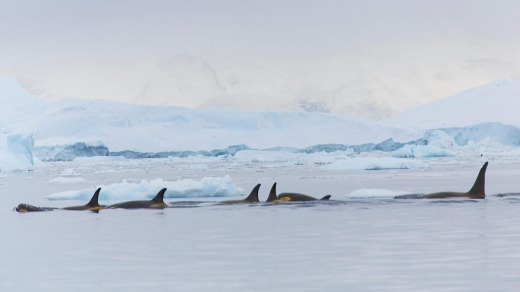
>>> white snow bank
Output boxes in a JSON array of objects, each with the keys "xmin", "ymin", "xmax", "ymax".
[
  {"xmin": 385, "ymin": 79, "xmax": 520, "ymax": 129},
  {"xmin": 322, "ymin": 157, "xmax": 428, "ymax": 171},
  {"xmin": 0, "ymin": 133, "xmax": 34, "ymax": 171},
  {"xmin": 339, "ymin": 189, "xmax": 412, "ymax": 199},
  {"xmin": 46, "ymin": 175, "xmax": 245, "ymax": 201}
]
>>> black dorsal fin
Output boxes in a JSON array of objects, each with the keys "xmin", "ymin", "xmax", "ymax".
[
  {"xmin": 320, "ymin": 195, "xmax": 331, "ymax": 200},
  {"xmin": 245, "ymin": 184, "xmax": 261, "ymax": 202},
  {"xmin": 86, "ymin": 188, "xmax": 101, "ymax": 207},
  {"xmin": 266, "ymin": 182, "xmax": 277, "ymax": 202},
  {"xmin": 151, "ymin": 188, "xmax": 167, "ymax": 203},
  {"xmin": 468, "ymin": 162, "xmax": 488, "ymax": 198}
]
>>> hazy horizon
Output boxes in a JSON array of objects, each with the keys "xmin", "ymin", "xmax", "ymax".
[{"xmin": 2, "ymin": 0, "xmax": 520, "ymax": 119}]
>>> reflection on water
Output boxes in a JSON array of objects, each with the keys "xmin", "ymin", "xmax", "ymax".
[{"xmin": 4, "ymin": 197, "xmax": 520, "ymax": 291}]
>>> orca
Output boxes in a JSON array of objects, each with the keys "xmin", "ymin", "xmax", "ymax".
[
  {"xmin": 15, "ymin": 204, "xmax": 57, "ymax": 212},
  {"xmin": 62, "ymin": 188, "xmax": 103, "ymax": 211},
  {"xmin": 277, "ymin": 193, "xmax": 331, "ymax": 202},
  {"xmin": 266, "ymin": 182, "xmax": 278, "ymax": 202},
  {"xmin": 419, "ymin": 162, "xmax": 488, "ymax": 199},
  {"xmin": 221, "ymin": 184, "xmax": 261, "ymax": 204},
  {"xmin": 15, "ymin": 188, "xmax": 103, "ymax": 212},
  {"xmin": 106, "ymin": 188, "xmax": 168, "ymax": 209},
  {"xmin": 266, "ymin": 182, "xmax": 331, "ymax": 202}
]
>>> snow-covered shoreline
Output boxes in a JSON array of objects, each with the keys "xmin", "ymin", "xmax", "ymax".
[{"xmin": 3, "ymin": 76, "xmax": 520, "ymax": 173}]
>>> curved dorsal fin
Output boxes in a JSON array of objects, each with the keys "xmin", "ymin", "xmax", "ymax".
[
  {"xmin": 86, "ymin": 188, "xmax": 101, "ymax": 207},
  {"xmin": 468, "ymin": 162, "xmax": 488, "ymax": 198},
  {"xmin": 244, "ymin": 184, "xmax": 261, "ymax": 202},
  {"xmin": 266, "ymin": 182, "xmax": 277, "ymax": 202},
  {"xmin": 320, "ymin": 195, "xmax": 331, "ymax": 200},
  {"xmin": 151, "ymin": 188, "xmax": 167, "ymax": 204}
]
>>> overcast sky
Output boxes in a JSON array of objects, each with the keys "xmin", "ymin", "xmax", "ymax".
[{"xmin": 1, "ymin": 0, "xmax": 520, "ymax": 119}]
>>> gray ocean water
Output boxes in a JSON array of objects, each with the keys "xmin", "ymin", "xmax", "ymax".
[
  {"xmin": 3, "ymin": 197, "xmax": 520, "ymax": 291},
  {"xmin": 2, "ymin": 158, "xmax": 520, "ymax": 291}
]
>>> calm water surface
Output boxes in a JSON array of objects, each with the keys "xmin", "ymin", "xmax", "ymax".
[
  {"xmin": 3, "ymin": 198, "xmax": 520, "ymax": 291},
  {"xmin": 2, "ymin": 159, "xmax": 520, "ymax": 291}
]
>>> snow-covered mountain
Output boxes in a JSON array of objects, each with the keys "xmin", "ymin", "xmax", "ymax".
[
  {"xmin": 2, "ymin": 76, "xmax": 520, "ymax": 169},
  {"xmin": 385, "ymin": 79, "xmax": 520, "ymax": 129},
  {"xmin": 0, "ymin": 77, "xmax": 412, "ymax": 153}
]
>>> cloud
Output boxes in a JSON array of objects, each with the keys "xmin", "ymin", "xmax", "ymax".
[{"xmin": 2, "ymin": 1, "xmax": 520, "ymax": 119}]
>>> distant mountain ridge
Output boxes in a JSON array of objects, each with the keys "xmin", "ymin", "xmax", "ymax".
[
  {"xmin": 385, "ymin": 79, "xmax": 520, "ymax": 129},
  {"xmin": 0, "ymin": 76, "xmax": 411, "ymax": 152},
  {"xmin": 2, "ymin": 76, "xmax": 520, "ymax": 156}
]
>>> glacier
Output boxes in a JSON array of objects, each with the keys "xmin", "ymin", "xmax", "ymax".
[
  {"xmin": 30, "ymin": 123, "xmax": 519, "ymax": 162},
  {"xmin": 433, "ymin": 122, "xmax": 520, "ymax": 146},
  {"xmin": 3, "ymin": 76, "xmax": 520, "ymax": 169}
]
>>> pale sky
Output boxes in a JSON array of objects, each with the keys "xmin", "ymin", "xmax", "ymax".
[{"xmin": 1, "ymin": 0, "xmax": 520, "ymax": 119}]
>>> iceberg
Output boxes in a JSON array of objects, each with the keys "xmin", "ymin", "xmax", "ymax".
[
  {"xmin": 392, "ymin": 145, "xmax": 454, "ymax": 158},
  {"xmin": 48, "ymin": 177, "xmax": 87, "ymax": 184},
  {"xmin": 46, "ymin": 175, "xmax": 245, "ymax": 201},
  {"xmin": 0, "ymin": 133, "xmax": 34, "ymax": 171}
]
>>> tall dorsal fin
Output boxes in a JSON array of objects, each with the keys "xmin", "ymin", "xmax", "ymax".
[
  {"xmin": 244, "ymin": 184, "xmax": 261, "ymax": 202},
  {"xmin": 266, "ymin": 182, "xmax": 277, "ymax": 202},
  {"xmin": 151, "ymin": 188, "xmax": 167, "ymax": 204},
  {"xmin": 86, "ymin": 188, "xmax": 101, "ymax": 207},
  {"xmin": 468, "ymin": 162, "xmax": 488, "ymax": 198}
]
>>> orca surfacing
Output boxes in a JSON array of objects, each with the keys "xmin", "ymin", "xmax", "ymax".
[
  {"xmin": 266, "ymin": 182, "xmax": 331, "ymax": 202},
  {"xmin": 221, "ymin": 184, "xmax": 261, "ymax": 204},
  {"xmin": 106, "ymin": 188, "xmax": 168, "ymax": 209},
  {"xmin": 419, "ymin": 162, "xmax": 488, "ymax": 199},
  {"xmin": 15, "ymin": 188, "xmax": 103, "ymax": 212}
]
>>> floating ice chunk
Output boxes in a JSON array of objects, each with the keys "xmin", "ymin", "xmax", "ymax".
[
  {"xmin": 46, "ymin": 175, "xmax": 245, "ymax": 201},
  {"xmin": 322, "ymin": 157, "xmax": 428, "ymax": 171},
  {"xmin": 426, "ymin": 130, "xmax": 456, "ymax": 149},
  {"xmin": 48, "ymin": 177, "xmax": 86, "ymax": 184},
  {"xmin": 393, "ymin": 130, "xmax": 456, "ymax": 158},
  {"xmin": 391, "ymin": 146, "xmax": 414, "ymax": 158},
  {"xmin": 392, "ymin": 145, "xmax": 454, "ymax": 158}
]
